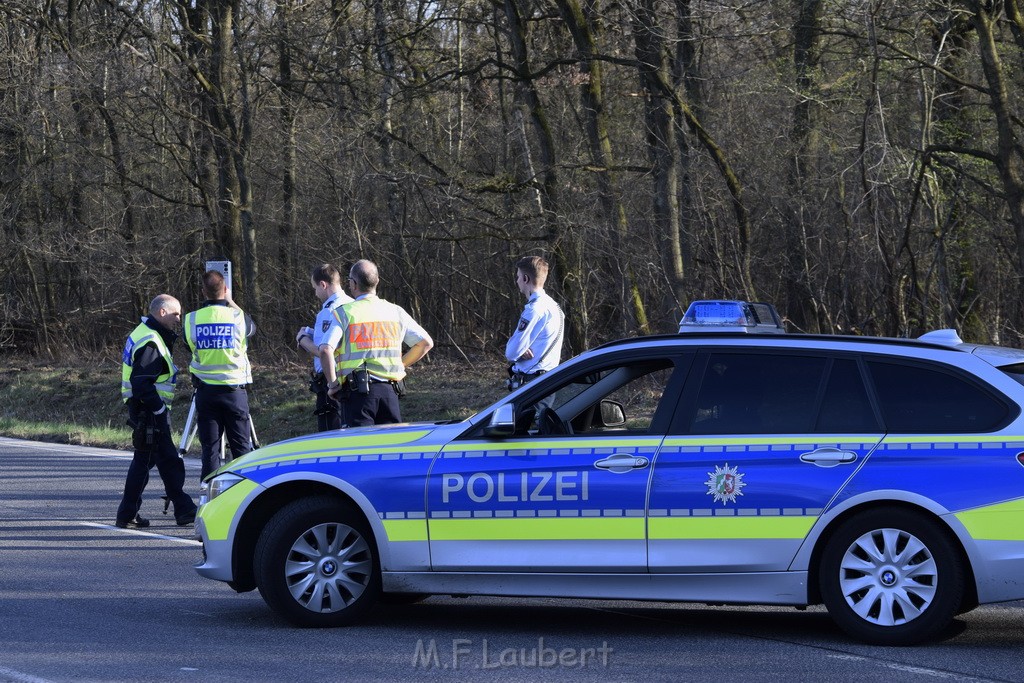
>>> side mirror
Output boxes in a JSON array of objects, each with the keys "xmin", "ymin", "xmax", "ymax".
[
  {"xmin": 483, "ymin": 403, "xmax": 516, "ymax": 437},
  {"xmin": 598, "ymin": 399, "xmax": 626, "ymax": 428}
]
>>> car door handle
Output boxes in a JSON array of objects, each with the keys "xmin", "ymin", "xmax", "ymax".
[
  {"xmin": 799, "ymin": 447, "xmax": 858, "ymax": 468},
  {"xmin": 594, "ymin": 453, "xmax": 650, "ymax": 473}
]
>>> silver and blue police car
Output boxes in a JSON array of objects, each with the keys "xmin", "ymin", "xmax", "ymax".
[{"xmin": 194, "ymin": 301, "xmax": 1024, "ymax": 645}]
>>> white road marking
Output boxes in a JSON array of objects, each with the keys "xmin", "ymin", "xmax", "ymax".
[
  {"xmin": 0, "ymin": 666, "xmax": 56, "ymax": 683},
  {"xmin": 827, "ymin": 654, "xmax": 992, "ymax": 681},
  {"xmin": 1, "ymin": 438, "xmax": 203, "ymax": 545},
  {"xmin": 0, "ymin": 436, "xmax": 201, "ymax": 468},
  {"xmin": 79, "ymin": 522, "xmax": 202, "ymax": 546},
  {"xmin": 0, "ymin": 436, "xmax": 127, "ymax": 457},
  {"xmin": 584, "ymin": 605, "xmax": 1002, "ymax": 683}
]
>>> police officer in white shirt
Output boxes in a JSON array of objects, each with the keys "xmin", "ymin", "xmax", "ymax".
[
  {"xmin": 296, "ymin": 264, "xmax": 353, "ymax": 430},
  {"xmin": 505, "ymin": 255, "xmax": 565, "ymax": 390}
]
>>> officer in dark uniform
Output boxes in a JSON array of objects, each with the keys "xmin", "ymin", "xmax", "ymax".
[
  {"xmin": 182, "ymin": 271, "xmax": 257, "ymax": 481},
  {"xmin": 116, "ymin": 294, "xmax": 198, "ymax": 528}
]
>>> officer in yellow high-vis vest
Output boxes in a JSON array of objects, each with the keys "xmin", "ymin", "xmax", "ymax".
[
  {"xmin": 319, "ymin": 259, "xmax": 433, "ymax": 426},
  {"xmin": 183, "ymin": 270, "xmax": 256, "ymax": 481},
  {"xmin": 116, "ymin": 294, "xmax": 198, "ymax": 528}
]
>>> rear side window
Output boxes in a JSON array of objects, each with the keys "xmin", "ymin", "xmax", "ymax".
[
  {"xmin": 866, "ymin": 360, "xmax": 1009, "ymax": 433},
  {"xmin": 816, "ymin": 358, "xmax": 880, "ymax": 432},
  {"xmin": 690, "ymin": 353, "xmax": 826, "ymax": 434}
]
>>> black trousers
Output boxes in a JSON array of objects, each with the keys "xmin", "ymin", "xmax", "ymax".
[
  {"xmin": 195, "ymin": 385, "xmax": 253, "ymax": 481},
  {"xmin": 116, "ymin": 410, "xmax": 196, "ymax": 523},
  {"xmin": 343, "ymin": 382, "xmax": 401, "ymax": 427},
  {"xmin": 315, "ymin": 386, "xmax": 344, "ymax": 431}
]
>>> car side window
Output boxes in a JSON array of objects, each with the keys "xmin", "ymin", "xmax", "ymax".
[
  {"xmin": 816, "ymin": 358, "xmax": 880, "ymax": 432},
  {"xmin": 689, "ymin": 353, "xmax": 827, "ymax": 434},
  {"xmin": 866, "ymin": 360, "xmax": 1009, "ymax": 433},
  {"xmin": 518, "ymin": 358, "xmax": 677, "ymax": 437}
]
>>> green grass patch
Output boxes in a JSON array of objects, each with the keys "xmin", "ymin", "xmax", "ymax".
[
  {"xmin": 0, "ymin": 417, "xmax": 131, "ymax": 449},
  {"xmin": 0, "ymin": 356, "xmax": 507, "ymax": 451}
]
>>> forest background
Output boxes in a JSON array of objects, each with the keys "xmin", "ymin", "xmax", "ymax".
[{"xmin": 4, "ymin": 0, "xmax": 1024, "ymax": 365}]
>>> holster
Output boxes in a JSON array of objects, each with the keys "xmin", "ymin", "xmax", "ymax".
[
  {"xmin": 309, "ymin": 371, "xmax": 327, "ymax": 394},
  {"xmin": 126, "ymin": 400, "xmax": 156, "ymax": 431},
  {"xmin": 347, "ymin": 368, "xmax": 371, "ymax": 395},
  {"xmin": 314, "ymin": 402, "xmax": 338, "ymax": 416},
  {"xmin": 505, "ymin": 369, "xmax": 545, "ymax": 392}
]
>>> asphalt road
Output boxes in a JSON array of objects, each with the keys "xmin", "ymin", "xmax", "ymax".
[{"xmin": 1, "ymin": 436, "xmax": 1023, "ymax": 683}]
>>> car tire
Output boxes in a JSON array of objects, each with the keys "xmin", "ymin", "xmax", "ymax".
[
  {"xmin": 254, "ymin": 495, "xmax": 380, "ymax": 627},
  {"xmin": 819, "ymin": 508, "xmax": 964, "ymax": 645}
]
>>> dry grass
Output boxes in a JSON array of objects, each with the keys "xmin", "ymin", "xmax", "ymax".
[{"xmin": 0, "ymin": 354, "xmax": 507, "ymax": 450}]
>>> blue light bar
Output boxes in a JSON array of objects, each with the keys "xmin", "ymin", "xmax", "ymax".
[{"xmin": 679, "ymin": 300, "xmax": 785, "ymax": 334}]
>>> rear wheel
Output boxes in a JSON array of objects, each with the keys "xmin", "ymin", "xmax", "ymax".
[
  {"xmin": 254, "ymin": 496, "xmax": 380, "ymax": 627},
  {"xmin": 819, "ymin": 509, "xmax": 964, "ymax": 645}
]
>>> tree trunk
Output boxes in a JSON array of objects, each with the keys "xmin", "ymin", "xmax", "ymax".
[
  {"xmin": 555, "ymin": 0, "xmax": 649, "ymax": 336},
  {"xmin": 971, "ymin": 4, "xmax": 1024, "ymax": 300},
  {"xmin": 786, "ymin": 0, "xmax": 824, "ymax": 332},
  {"xmin": 372, "ymin": 0, "xmax": 412, "ymax": 292},
  {"xmin": 503, "ymin": 0, "xmax": 587, "ymax": 352},
  {"xmin": 277, "ymin": 0, "xmax": 297, "ymax": 309},
  {"xmin": 233, "ymin": 16, "xmax": 258, "ymax": 304},
  {"xmin": 632, "ymin": 0, "xmax": 684, "ymax": 327},
  {"xmin": 672, "ymin": 0, "xmax": 700, "ymax": 296}
]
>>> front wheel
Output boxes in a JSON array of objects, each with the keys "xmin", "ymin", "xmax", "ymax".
[
  {"xmin": 819, "ymin": 509, "xmax": 964, "ymax": 645},
  {"xmin": 254, "ymin": 496, "xmax": 380, "ymax": 627}
]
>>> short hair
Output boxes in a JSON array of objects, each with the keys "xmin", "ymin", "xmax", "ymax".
[
  {"xmin": 311, "ymin": 263, "xmax": 341, "ymax": 285},
  {"xmin": 149, "ymin": 294, "xmax": 179, "ymax": 317},
  {"xmin": 349, "ymin": 259, "xmax": 379, "ymax": 291},
  {"xmin": 516, "ymin": 255, "xmax": 549, "ymax": 287},
  {"xmin": 202, "ymin": 270, "xmax": 226, "ymax": 299}
]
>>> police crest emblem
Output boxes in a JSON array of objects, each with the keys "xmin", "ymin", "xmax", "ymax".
[{"xmin": 705, "ymin": 463, "xmax": 745, "ymax": 504}]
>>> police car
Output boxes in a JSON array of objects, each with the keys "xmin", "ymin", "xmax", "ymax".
[{"xmin": 194, "ymin": 302, "xmax": 1024, "ymax": 645}]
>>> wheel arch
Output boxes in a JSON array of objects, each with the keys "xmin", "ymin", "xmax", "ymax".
[
  {"xmin": 800, "ymin": 496, "xmax": 978, "ymax": 611},
  {"xmin": 230, "ymin": 474, "xmax": 388, "ymax": 593}
]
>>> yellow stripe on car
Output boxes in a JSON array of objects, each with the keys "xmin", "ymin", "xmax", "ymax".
[
  {"xmin": 234, "ymin": 431, "xmax": 435, "ymax": 467},
  {"xmin": 444, "ymin": 438, "xmax": 664, "ymax": 452},
  {"xmin": 200, "ymin": 479, "xmax": 259, "ymax": 541},
  {"xmin": 382, "ymin": 519, "xmax": 429, "ymax": 542},
  {"xmin": 955, "ymin": 497, "xmax": 1024, "ymax": 541},
  {"xmin": 648, "ymin": 515, "xmax": 816, "ymax": 540},
  {"xmin": 429, "ymin": 517, "xmax": 645, "ymax": 541}
]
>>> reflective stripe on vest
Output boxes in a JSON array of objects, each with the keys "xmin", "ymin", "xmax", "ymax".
[
  {"xmin": 120, "ymin": 323, "xmax": 177, "ymax": 404},
  {"xmin": 184, "ymin": 307, "xmax": 252, "ymax": 386},
  {"xmin": 334, "ymin": 297, "xmax": 406, "ymax": 381}
]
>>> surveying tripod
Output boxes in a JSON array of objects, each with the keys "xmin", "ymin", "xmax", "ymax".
[
  {"xmin": 177, "ymin": 389, "xmax": 260, "ymax": 458},
  {"xmin": 162, "ymin": 390, "xmax": 258, "ymax": 517}
]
